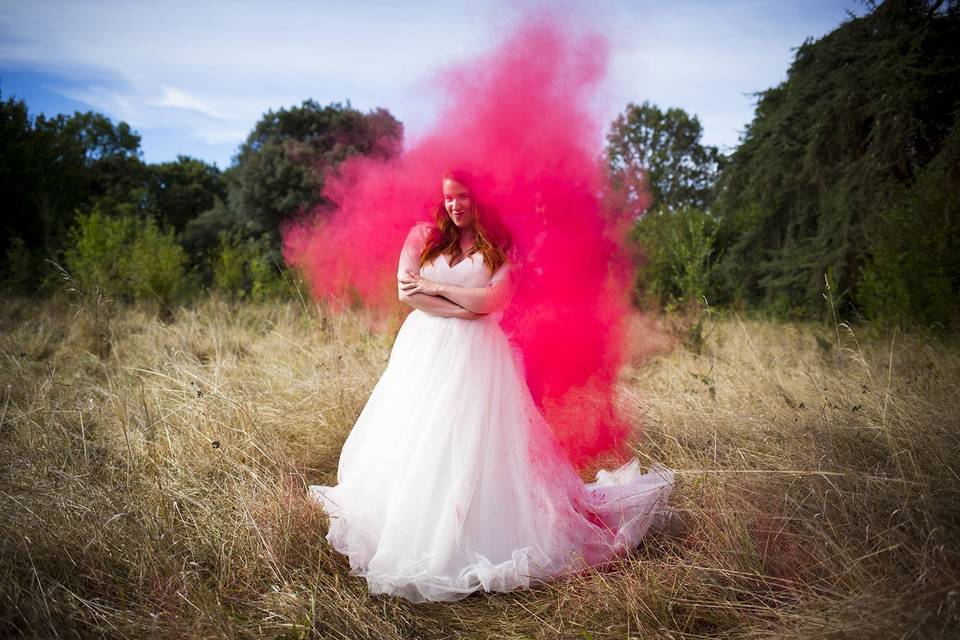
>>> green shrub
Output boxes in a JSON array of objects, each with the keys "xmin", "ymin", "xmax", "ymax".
[
  {"xmin": 211, "ymin": 233, "xmax": 250, "ymax": 299},
  {"xmin": 248, "ymin": 245, "xmax": 286, "ymax": 301},
  {"xmin": 125, "ymin": 218, "xmax": 192, "ymax": 306},
  {"xmin": 856, "ymin": 203, "xmax": 956, "ymax": 331},
  {"xmin": 3, "ymin": 236, "xmax": 45, "ymax": 294},
  {"xmin": 64, "ymin": 208, "xmax": 191, "ymax": 306},
  {"xmin": 632, "ymin": 206, "xmax": 719, "ymax": 307},
  {"xmin": 211, "ymin": 234, "xmax": 287, "ymax": 301},
  {"xmin": 63, "ymin": 208, "xmax": 134, "ymax": 298}
]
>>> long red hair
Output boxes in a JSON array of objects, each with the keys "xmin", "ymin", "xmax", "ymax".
[{"xmin": 419, "ymin": 170, "xmax": 511, "ymax": 274}]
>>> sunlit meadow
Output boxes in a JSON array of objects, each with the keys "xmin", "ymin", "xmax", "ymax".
[{"xmin": 1, "ymin": 289, "xmax": 958, "ymax": 639}]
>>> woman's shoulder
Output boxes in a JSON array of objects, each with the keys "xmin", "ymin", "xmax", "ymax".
[
  {"xmin": 489, "ymin": 257, "xmax": 513, "ymax": 285},
  {"xmin": 409, "ymin": 221, "xmax": 433, "ymax": 236},
  {"xmin": 402, "ymin": 221, "xmax": 434, "ymax": 249},
  {"xmin": 407, "ymin": 221, "xmax": 433, "ymax": 244}
]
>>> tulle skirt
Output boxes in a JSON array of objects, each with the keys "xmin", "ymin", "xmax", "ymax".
[{"xmin": 310, "ymin": 310, "xmax": 673, "ymax": 603}]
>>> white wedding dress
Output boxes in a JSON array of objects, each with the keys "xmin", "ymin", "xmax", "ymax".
[{"xmin": 309, "ymin": 225, "xmax": 674, "ymax": 603}]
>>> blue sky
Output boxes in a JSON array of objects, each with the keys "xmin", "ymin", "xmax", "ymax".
[{"xmin": 0, "ymin": 1, "xmax": 862, "ymax": 168}]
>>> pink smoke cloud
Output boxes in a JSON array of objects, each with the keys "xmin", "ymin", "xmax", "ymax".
[{"xmin": 283, "ymin": 15, "xmax": 645, "ymax": 468}]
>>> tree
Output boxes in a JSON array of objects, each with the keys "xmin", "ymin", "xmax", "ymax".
[
  {"xmin": 144, "ymin": 155, "xmax": 225, "ymax": 232},
  {"xmin": 713, "ymin": 0, "xmax": 960, "ymax": 326},
  {"xmin": 606, "ymin": 101, "xmax": 723, "ymax": 215},
  {"xmin": 0, "ymin": 96, "xmax": 146, "ymax": 288},
  {"xmin": 229, "ymin": 100, "xmax": 403, "ymax": 242},
  {"xmin": 35, "ymin": 110, "xmax": 145, "ymax": 215},
  {"xmin": 605, "ymin": 102, "xmax": 725, "ymax": 309},
  {"xmin": 0, "ymin": 95, "xmax": 39, "ymax": 270}
]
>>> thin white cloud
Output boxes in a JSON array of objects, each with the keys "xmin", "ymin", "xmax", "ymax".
[
  {"xmin": 0, "ymin": 0, "xmax": 490, "ymax": 161},
  {"xmin": 0, "ymin": 0, "xmax": 860, "ymax": 165},
  {"xmin": 597, "ymin": 0, "xmax": 862, "ymax": 150},
  {"xmin": 152, "ymin": 87, "xmax": 229, "ymax": 121}
]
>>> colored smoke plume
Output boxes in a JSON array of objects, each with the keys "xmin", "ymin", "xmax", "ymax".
[{"xmin": 283, "ymin": 16, "xmax": 643, "ymax": 468}]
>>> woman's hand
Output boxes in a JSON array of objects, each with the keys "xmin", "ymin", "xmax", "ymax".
[
  {"xmin": 397, "ymin": 271, "xmax": 485, "ymax": 320},
  {"xmin": 457, "ymin": 308, "xmax": 486, "ymax": 320},
  {"xmin": 398, "ymin": 272, "xmax": 442, "ymax": 297}
]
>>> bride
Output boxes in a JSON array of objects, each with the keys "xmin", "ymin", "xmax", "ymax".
[{"xmin": 309, "ymin": 170, "xmax": 674, "ymax": 603}]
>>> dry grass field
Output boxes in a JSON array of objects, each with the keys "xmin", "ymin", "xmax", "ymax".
[{"xmin": 1, "ymin": 293, "xmax": 958, "ymax": 639}]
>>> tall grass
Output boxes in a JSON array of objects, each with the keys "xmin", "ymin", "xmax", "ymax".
[{"xmin": 1, "ymin": 293, "xmax": 957, "ymax": 639}]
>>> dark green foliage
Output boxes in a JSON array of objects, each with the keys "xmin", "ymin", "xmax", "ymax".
[
  {"xmin": 0, "ymin": 95, "xmax": 148, "ymax": 289},
  {"xmin": 0, "ymin": 97, "xmax": 38, "ymax": 250},
  {"xmin": 32, "ymin": 110, "xmax": 146, "ymax": 219},
  {"xmin": 2, "ymin": 237, "xmax": 43, "ymax": 293},
  {"xmin": 229, "ymin": 100, "xmax": 402, "ymax": 243},
  {"xmin": 607, "ymin": 101, "xmax": 723, "ymax": 213},
  {"xmin": 143, "ymin": 155, "xmax": 226, "ymax": 232},
  {"xmin": 211, "ymin": 233, "xmax": 287, "ymax": 301},
  {"xmin": 0, "ymin": 95, "xmax": 231, "ymax": 295},
  {"xmin": 0, "ymin": 93, "xmax": 403, "ymax": 301},
  {"xmin": 856, "ymin": 115, "xmax": 960, "ymax": 329},
  {"xmin": 181, "ymin": 195, "xmax": 237, "ymax": 263},
  {"xmin": 714, "ymin": 0, "xmax": 960, "ymax": 327}
]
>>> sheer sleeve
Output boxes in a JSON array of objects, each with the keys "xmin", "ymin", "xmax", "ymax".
[
  {"xmin": 490, "ymin": 240, "xmax": 521, "ymax": 286},
  {"xmin": 397, "ymin": 222, "xmax": 432, "ymax": 279},
  {"xmin": 490, "ymin": 261, "xmax": 512, "ymax": 286}
]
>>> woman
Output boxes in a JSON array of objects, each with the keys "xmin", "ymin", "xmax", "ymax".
[{"xmin": 309, "ymin": 171, "xmax": 674, "ymax": 603}]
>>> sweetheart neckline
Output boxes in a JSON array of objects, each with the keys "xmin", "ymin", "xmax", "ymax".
[{"xmin": 441, "ymin": 252, "xmax": 478, "ymax": 269}]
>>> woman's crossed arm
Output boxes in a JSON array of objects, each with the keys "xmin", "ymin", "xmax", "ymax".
[
  {"xmin": 398, "ymin": 283, "xmax": 482, "ymax": 319},
  {"xmin": 398, "ymin": 264, "xmax": 514, "ymax": 315}
]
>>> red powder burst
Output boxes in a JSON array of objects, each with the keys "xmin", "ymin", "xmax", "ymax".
[{"xmin": 283, "ymin": 16, "xmax": 644, "ymax": 468}]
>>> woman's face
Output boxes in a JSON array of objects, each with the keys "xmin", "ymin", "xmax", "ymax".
[{"xmin": 442, "ymin": 178, "xmax": 475, "ymax": 229}]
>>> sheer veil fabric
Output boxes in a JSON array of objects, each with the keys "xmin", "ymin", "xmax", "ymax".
[{"xmin": 309, "ymin": 223, "xmax": 674, "ymax": 603}]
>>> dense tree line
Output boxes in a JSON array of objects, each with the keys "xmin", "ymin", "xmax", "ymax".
[
  {"xmin": 0, "ymin": 97, "xmax": 402, "ymax": 300},
  {"xmin": 712, "ymin": 0, "xmax": 960, "ymax": 327},
  {"xmin": 609, "ymin": 0, "xmax": 959, "ymax": 330},
  {"xmin": 1, "ymin": 0, "xmax": 956, "ymax": 330}
]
